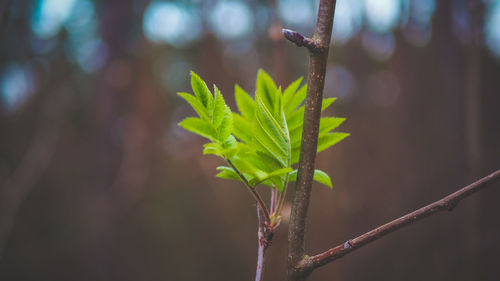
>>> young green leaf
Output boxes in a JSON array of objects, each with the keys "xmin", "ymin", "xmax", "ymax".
[
  {"xmin": 177, "ymin": 92, "xmax": 211, "ymax": 121},
  {"xmin": 190, "ymin": 71, "xmax": 213, "ymax": 112},
  {"xmin": 212, "ymin": 86, "xmax": 226, "ymax": 128},
  {"xmin": 289, "ymin": 169, "xmax": 333, "ymax": 188},
  {"xmin": 179, "ymin": 70, "xmax": 348, "ymax": 194},
  {"xmin": 248, "ymin": 167, "xmax": 293, "ymax": 189},
  {"xmin": 256, "ymin": 69, "xmax": 278, "ymax": 115},
  {"xmin": 235, "ymin": 85, "xmax": 255, "ymax": 119},
  {"xmin": 203, "ymin": 142, "xmax": 223, "ymax": 157},
  {"xmin": 253, "ymin": 95, "xmax": 289, "ymax": 167},
  {"xmin": 284, "ymin": 84, "xmax": 307, "ymax": 117},
  {"xmin": 216, "ymin": 166, "xmax": 241, "ymax": 181},
  {"xmin": 283, "ymin": 77, "xmax": 303, "ymax": 109},
  {"xmin": 178, "ymin": 117, "xmax": 217, "ymax": 142},
  {"xmin": 322, "ymin": 97, "xmax": 337, "ymax": 111},
  {"xmin": 232, "ymin": 113, "xmax": 253, "ymax": 143},
  {"xmin": 217, "ymin": 105, "xmax": 233, "ymax": 142},
  {"xmin": 319, "ymin": 117, "xmax": 345, "ymax": 135},
  {"xmin": 317, "ymin": 132, "xmax": 350, "ymax": 153}
]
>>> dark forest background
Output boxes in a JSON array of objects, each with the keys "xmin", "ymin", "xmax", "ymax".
[{"xmin": 1, "ymin": 0, "xmax": 500, "ymax": 280}]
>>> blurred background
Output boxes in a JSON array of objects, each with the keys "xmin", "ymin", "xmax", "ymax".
[{"xmin": 1, "ymin": 0, "xmax": 500, "ymax": 280}]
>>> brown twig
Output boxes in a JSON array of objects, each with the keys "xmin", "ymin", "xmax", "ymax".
[
  {"xmin": 255, "ymin": 205, "xmax": 272, "ymax": 281},
  {"xmin": 284, "ymin": 0, "xmax": 337, "ymax": 280},
  {"xmin": 308, "ymin": 169, "xmax": 500, "ymax": 269}
]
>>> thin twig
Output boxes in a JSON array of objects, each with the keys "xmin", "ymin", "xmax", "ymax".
[
  {"xmin": 307, "ymin": 169, "xmax": 500, "ymax": 270},
  {"xmin": 285, "ymin": 0, "xmax": 337, "ymax": 280},
  {"xmin": 255, "ymin": 205, "xmax": 270, "ymax": 281},
  {"xmin": 270, "ymin": 188, "xmax": 278, "ymax": 215},
  {"xmin": 274, "ymin": 177, "xmax": 289, "ymax": 224},
  {"xmin": 226, "ymin": 159, "xmax": 271, "ymax": 223}
]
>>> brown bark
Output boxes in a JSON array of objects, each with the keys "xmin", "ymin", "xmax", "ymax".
[{"xmin": 284, "ymin": 1, "xmax": 337, "ymax": 280}]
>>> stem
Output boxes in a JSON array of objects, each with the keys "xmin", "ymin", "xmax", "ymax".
[
  {"xmin": 274, "ymin": 177, "xmax": 289, "ymax": 224},
  {"xmin": 308, "ymin": 169, "xmax": 500, "ymax": 269},
  {"xmin": 226, "ymin": 159, "xmax": 271, "ymax": 223},
  {"xmin": 255, "ymin": 205, "xmax": 269, "ymax": 281},
  {"xmin": 270, "ymin": 188, "xmax": 278, "ymax": 215},
  {"xmin": 284, "ymin": 0, "xmax": 337, "ymax": 280}
]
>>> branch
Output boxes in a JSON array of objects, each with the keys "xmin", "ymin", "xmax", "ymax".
[
  {"xmin": 285, "ymin": 1, "xmax": 337, "ymax": 280},
  {"xmin": 308, "ymin": 169, "xmax": 500, "ymax": 269}
]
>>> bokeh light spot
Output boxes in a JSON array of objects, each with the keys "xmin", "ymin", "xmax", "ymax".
[
  {"xmin": 209, "ymin": 1, "xmax": 254, "ymax": 40},
  {"xmin": 143, "ymin": 2, "xmax": 202, "ymax": 46},
  {"xmin": 1, "ymin": 64, "xmax": 36, "ymax": 111},
  {"xmin": 31, "ymin": 0, "xmax": 76, "ymax": 38},
  {"xmin": 365, "ymin": 0, "xmax": 401, "ymax": 33},
  {"xmin": 411, "ymin": 0, "xmax": 435, "ymax": 26},
  {"xmin": 278, "ymin": 0, "xmax": 314, "ymax": 29},
  {"xmin": 361, "ymin": 31, "xmax": 396, "ymax": 61},
  {"xmin": 485, "ymin": 1, "xmax": 500, "ymax": 58},
  {"xmin": 332, "ymin": 0, "xmax": 363, "ymax": 44},
  {"xmin": 75, "ymin": 38, "xmax": 108, "ymax": 73}
]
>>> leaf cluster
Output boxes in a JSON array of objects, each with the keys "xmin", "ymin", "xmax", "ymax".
[{"xmin": 178, "ymin": 70, "xmax": 348, "ymax": 192}]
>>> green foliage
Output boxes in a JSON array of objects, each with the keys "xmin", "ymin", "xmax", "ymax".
[{"xmin": 178, "ymin": 70, "xmax": 348, "ymax": 192}]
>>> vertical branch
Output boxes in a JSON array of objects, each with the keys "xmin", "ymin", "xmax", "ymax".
[
  {"xmin": 255, "ymin": 204, "xmax": 273, "ymax": 281},
  {"xmin": 284, "ymin": 0, "xmax": 337, "ymax": 280}
]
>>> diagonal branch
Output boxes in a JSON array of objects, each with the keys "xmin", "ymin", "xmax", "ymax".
[{"xmin": 308, "ymin": 169, "xmax": 500, "ymax": 269}]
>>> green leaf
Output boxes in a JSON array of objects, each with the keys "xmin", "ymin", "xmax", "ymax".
[
  {"xmin": 286, "ymin": 106, "xmax": 305, "ymax": 132},
  {"xmin": 311, "ymin": 169, "xmax": 333, "ymax": 188},
  {"xmin": 283, "ymin": 77, "xmax": 303, "ymax": 109},
  {"xmin": 221, "ymin": 135, "xmax": 239, "ymax": 157},
  {"xmin": 203, "ymin": 142, "xmax": 222, "ymax": 157},
  {"xmin": 177, "ymin": 92, "xmax": 210, "ymax": 121},
  {"xmin": 253, "ymin": 95, "xmax": 289, "ymax": 167},
  {"xmin": 284, "ymin": 84, "xmax": 307, "ymax": 117},
  {"xmin": 290, "ymin": 126, "xmax": 303, "ymax": 148},
  {"xmin": 216, "ymin": 166, "xmax": 241, "ymax": 181},
  {"xmin": 317, "ymin": 132, "xmax": 350, "ymax": 153},
  {"xmin": 217, "ymin": 105, "xmax": 233, "ymax": 142},
  {"xmin": 232, "ymin": 113, "xmax": 253, "ymax": 144},
  {"xmin": 178, "ymin": 70, "xmax": 348, "ymax": 194},
  {"xmin": 190, "ymin": 71, "xmax": 214, "ymax": 112},
  {"xmin": 231, "ymin": 156, "xmax": 268, "ymax": 185},
  {"xmin": 235, "ymin": 85, "xmax": 255, "ymax": 119},
  {"xmin": 212, "ymin": 86, "xmax": 226, "ymax": 129},
  {"xmin": 178, "ymin": 117, "xmax": 217, "ymax": 142},
  {"xmin": 256, "ymin": 69, "xmax": 278, "ymax": 115},
  {"xmin": 291, "ymin": 147, "xmax": 300, "ymax": 165},
  {"xmin": 288, "ymin": 169, "xmax": 333, "ymax": 188},
  {"xmin": 321, "ymin": 98, "xmax": 337, "ymax": 111},
  {"xmin": 319, "ymin": 117, "xmax": 345, "ymax": 135},
  {"xmin": 249, "ymin": 167, "xmax": 293, "ymax": 190}
]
